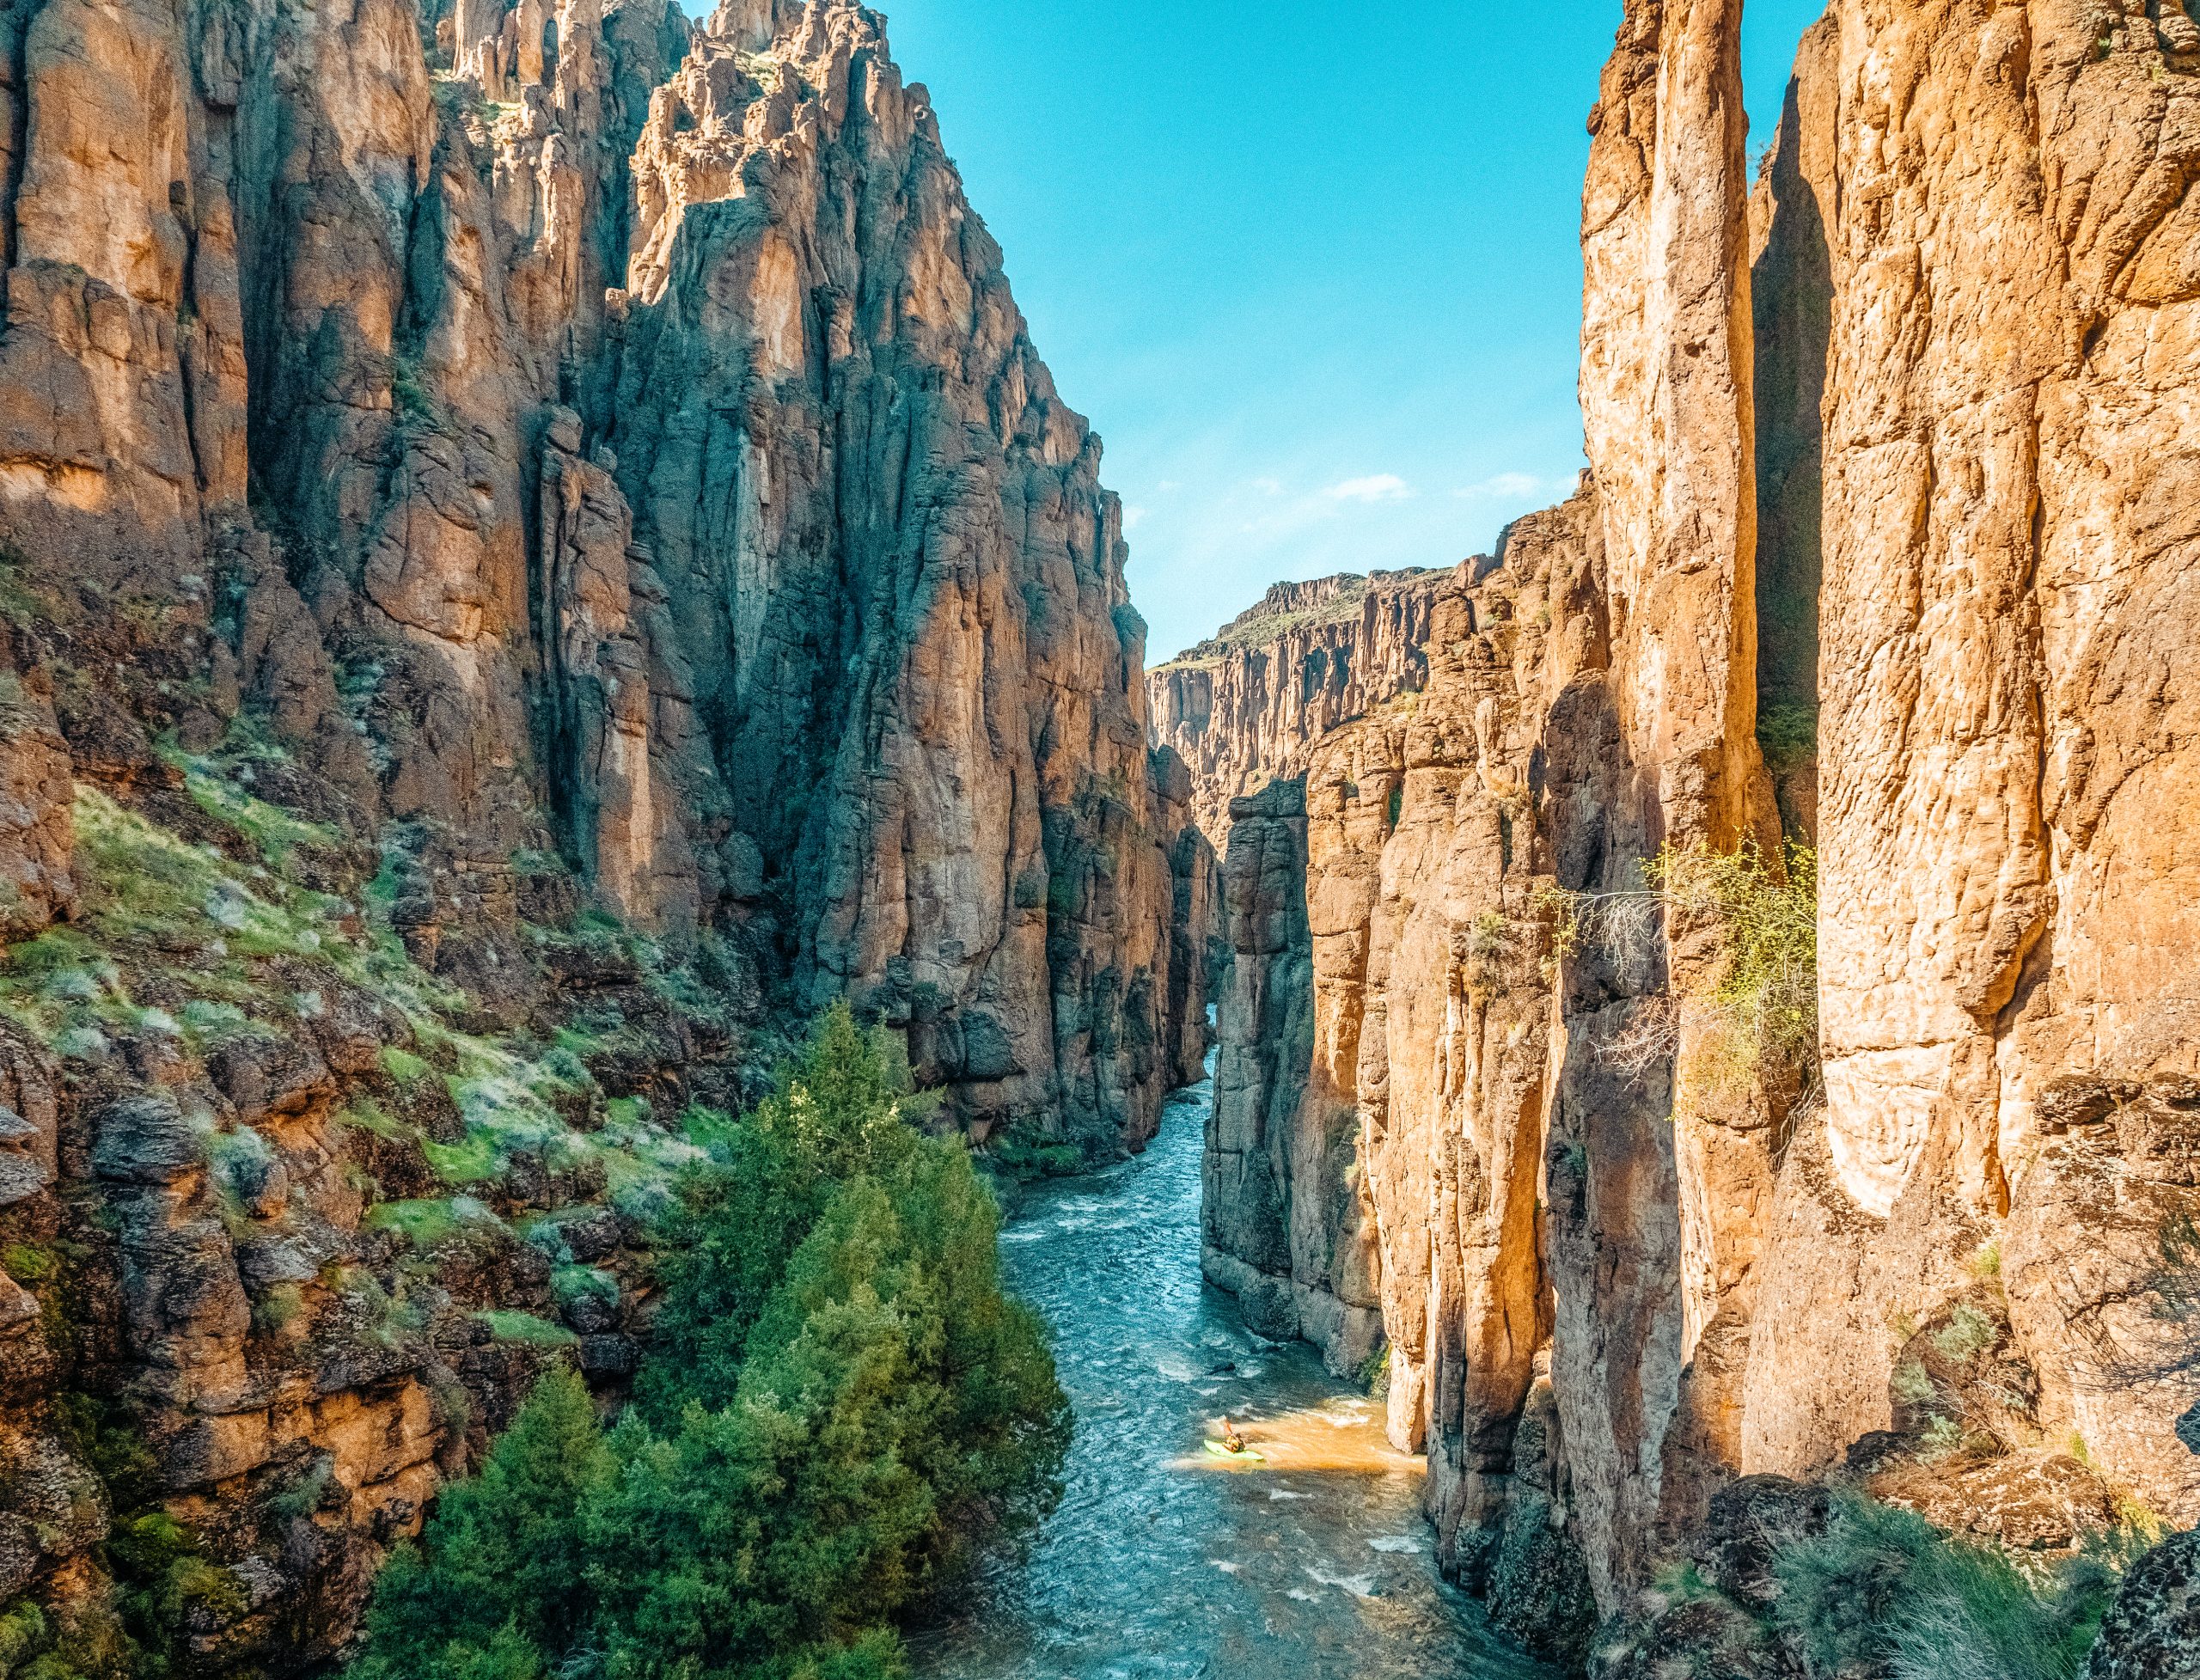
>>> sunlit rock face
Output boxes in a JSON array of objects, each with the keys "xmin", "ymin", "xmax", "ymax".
[
  {"xmin": 0, "ymin": 0, "xmax": 1214, "ymax": 1664},
  {"xmin": 1745, "ymin": 0, "xmax": 2200, "ymax": 1532},
  {"xmin": 1146, "ymin": 571, "xmax": 1453, "ymax": 853},
  {"xmin": 1180, "ymin": 0, "xmax": 2200, "ymax": 1646}
]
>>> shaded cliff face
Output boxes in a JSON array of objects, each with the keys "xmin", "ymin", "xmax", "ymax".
[
  {"xmin": 1146, "ymin": 568, "xmax": 1452, "ymax": 852},
  {"xmin": 0, "ymin": 0, "xmax": 1212, "ymax": 1668},
  {"xmin": 1183, "ymin": 0, "xmax": 2200, "ymax": 1653}
]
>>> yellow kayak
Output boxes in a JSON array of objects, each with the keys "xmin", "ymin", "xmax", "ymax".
[{"xmin": 1204, "ymin": 1439, "xmax": 1265, "ymax": 1463}]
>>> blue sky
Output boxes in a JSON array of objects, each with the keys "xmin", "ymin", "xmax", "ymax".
[{"xmin": 867, "ymin": 1, "xmax": 1831, "ymax": 660}]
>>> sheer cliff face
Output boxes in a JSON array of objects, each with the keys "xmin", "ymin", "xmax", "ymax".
[
  {"xmin": 1187, "ymin": 0, "xmax": 2200, "ymax": 1644},
  {"xmin": 1752, "ymin": 0, "xmax": 2200, "ymax": 1524},
  {"xmin": 598, "ymin": 2, "xmax": 1206, "ymax": 1145},
  {"xmin": 0, "ymin": 0, "xmax": 1202, "ymax": 1149},
  {"xmin": 1146, "ymin": 569, "xmax": 1450, "ymax": 852},
  {"xmin": 0, "ymin": 0, "xmax": 1207, "ymax": 1665},
  {"xmin": 1562, "ymin": 0, "xmax": 1789, "ymax": 1604},
  {"xmin": 1194, "ymin": 498, "xmax": 1597, "ymax": 1568}
]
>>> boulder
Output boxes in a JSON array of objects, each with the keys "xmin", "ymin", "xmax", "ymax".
[
  {"xmin": 2086, "ymin": 1526, "xmax": 2200, "ymax": 1680},
  {"xmin": 91, "ymin": 1092, "xmax": 205, "ymax": 1184}
]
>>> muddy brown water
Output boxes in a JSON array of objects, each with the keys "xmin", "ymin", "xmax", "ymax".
[{"xmin": 908, "ymin": 1065, "xmax": 1553, "ymax": 1680}]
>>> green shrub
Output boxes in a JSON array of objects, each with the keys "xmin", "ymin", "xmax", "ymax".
[
  {"xmin": 1358, "ymin": 1347, "xmax": 1390, "ymax": 1402},
  {"xmin": 1933, "ymin": 1304, "xmax": 1998, "ymax": 1364},
  {"xmin": 987, "ymin": 1133, "xmax": 1086, "ymax": 1182},
  {"xmin": 1916, "ymin": 1413, "xmax": 1968, "ymax": 1463},
  {"xmin": 472, "ymin": 1311, "xmax": 575, "ymax": 1349},
  {"xmin": 52, "ymin": 1396, "xmax": 159, "ymax": 1514},
  {"xmin": 377, "ymin": 1046, "xmax": 431, "ymax": 1087},
  {"xmin": 424, "ymin": 1133, "xmax": 501, "ymax": 1188},
  {"xmin": 252, "ymin": 1283, "xmax": 306, "ymax": 1337},
  {"xmin": 1891, "ymin": 1356, "xmax": 1935, "ymax": 1403},
  {"xmin": 108, "ymin": 1514, "xmax": 249, "ymax": 1624},
  {"xmin": 0, "ymin": 1601, "xmax": 46, "ymax": 1672},
  {"xmin": 266, "ymin": 1457, "xmax": 334, "ymax": 1525},
  {"xmin": 1647, "ymin": 838, "xmax": 1818, "ymax": 1107},
  {"xmin": 550, "ymin": 1264, "xmax": 617, "ymax": 1308},
  {"xmin": 1775, "ymin": 1494, "xmax": 2127, "ymax": 1680},
  {"xmin": 1757, "ymin": 701, "xmax": 1818, "ymax": 775},
  {"xmin": 347, "ymin": 1004, "xmax": 1068, "ymax": 1680},
  {"xmin": 0, "ymin": 1244, "xmax": 54, "ymax": 1285}
]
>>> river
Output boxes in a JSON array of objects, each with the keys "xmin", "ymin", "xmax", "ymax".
[{"xmin": 909, "ymin": 1066, "xmax": 1552, "ymax": 1680}]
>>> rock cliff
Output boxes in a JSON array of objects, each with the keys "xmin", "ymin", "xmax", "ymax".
[
  {"xmin": 1182, "ymin": 0, "xmax": 2200, "ymax": 1664},
  {"xmin": 1146, "ymin": 568, "xmax": 1451, "ymax": 852},
  {"xmin": 0, "ymin": 0, "xmax": 1211, "ymax": 1668},
  {"xmin": 0, "ymin": 0, "xmax": 1209, "ymax": 1151},
  {"xmin": 1757, "ymin": 0, "xmax": 2200, "ymax": 1540}
]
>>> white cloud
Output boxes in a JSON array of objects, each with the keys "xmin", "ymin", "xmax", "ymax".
[
  {"xmin": 1122, "ymin": 504, "xmax": 1148, "ymax": 531},
  {"xmin": 1251, "ymin": 475, "xmax": 1285, "ymax": 497},
  {"xmin": 1452, "ymin": 472, "xmax": 1546, "ymax": 501},
  {"xmin": 1323, "ymin": 473, "xmax": 1412, "ymax": 504}
]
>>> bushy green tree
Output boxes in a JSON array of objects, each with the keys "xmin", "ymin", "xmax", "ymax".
[
  {"xmin": 347, "ymin": 1365, "xmax": 608, "ymax": 1677},
  {"xmin": 344, "ymin": 1004, "xmax": 1068, "ymax": 1680},
  {"xmin": 637, "ymin": 1005, "xmax": 922, "ymax": 1421}
]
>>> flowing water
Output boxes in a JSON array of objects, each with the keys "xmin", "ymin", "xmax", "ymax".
[{"xmin": 909, "ymin": 1067, "xmax": 1551, "ymax": 1680}]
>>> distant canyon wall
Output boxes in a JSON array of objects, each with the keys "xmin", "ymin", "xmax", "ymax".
[
  {"xmin": 1180, "ymin": 0, "xmax": 2200, "ymax": 1653},
  {"xmin": 1146, "ymin": 569, "xmax": 1456, "ymax": 852}
]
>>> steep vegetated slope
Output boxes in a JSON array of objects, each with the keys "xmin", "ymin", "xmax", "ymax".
[
  {"xmin": 1177, "ymin": 0, "xmax": 2200, "ymax": 1671},
  {"xmin": 0, "ymin": 0, "xmax": 1214, "ymax": 1670}
]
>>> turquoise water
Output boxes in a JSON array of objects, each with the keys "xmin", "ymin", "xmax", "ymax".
[{"xmin": 908, "ymin": 1067, "xmax": 1551, "ymax": 1680}]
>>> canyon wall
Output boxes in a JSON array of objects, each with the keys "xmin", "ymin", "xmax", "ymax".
[
  {"xmin": 1146, "ymin": 568, "xmax": 1452, "ymax": 851},
  {"xmin": 0, "ymin": 0, "xmax": 1206, "ymax": 1153},
  {"xmin": 0, "ymin": 0, "xmax": 1210, "ymax": 1669},
  {"xmin": 1751, "ymin": 0, "xmax": 2200, "ymax": 1526},
  {"xmin": 1188, "ymin": 0, "xmax": 2200, "ymax": 1660}
]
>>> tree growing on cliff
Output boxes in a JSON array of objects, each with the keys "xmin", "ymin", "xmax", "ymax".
[
  {"xmin": 342, "ymin": 1005, "xmax": 1068, "ymax": 1680},
  {"xmin": 345, "ymin": 1366, "xmax": 608, "ymax": 1677},
  {"xmin": 636, "ymin": 1003, "xmax": 929, "ymax": 1422}
]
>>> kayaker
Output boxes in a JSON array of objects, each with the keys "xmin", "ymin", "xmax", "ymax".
[{"xmin": 1219, "ymin": 1417, "xmax": 1247, "ymax": 1455}]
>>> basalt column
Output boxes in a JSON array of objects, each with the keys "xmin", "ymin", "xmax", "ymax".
[{"xmin": 1558, "ymin": 0, "xmax": 1778, "ymax": 1609}]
